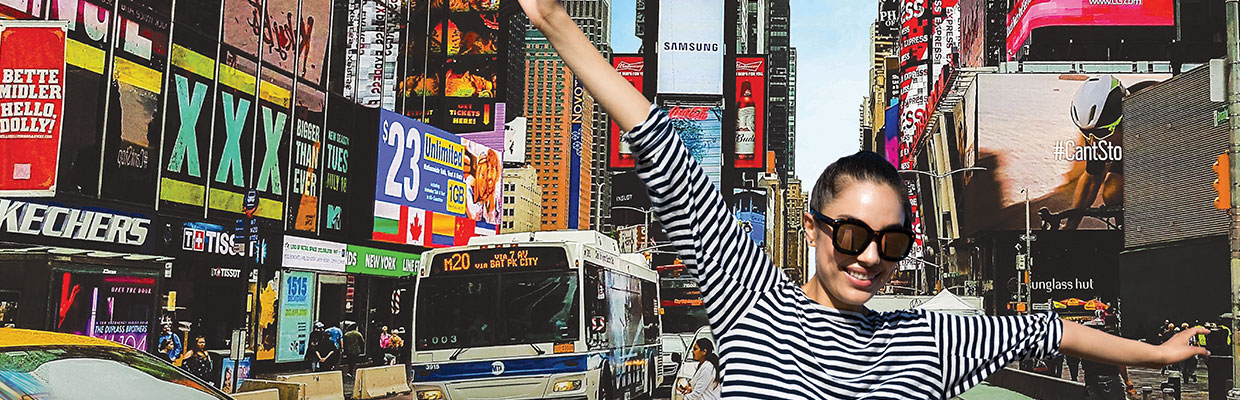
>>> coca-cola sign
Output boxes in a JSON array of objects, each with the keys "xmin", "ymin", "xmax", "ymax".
[{"xmin": 668, "ymin": 106, "xmax": 710, "ymax": 120}]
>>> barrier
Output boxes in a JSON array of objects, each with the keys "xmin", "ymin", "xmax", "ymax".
[
  {"xmin": 230, "ymin": 388, "xmax": 281, "ymax": 400},
  {"xmin": 237, "ymin": 379, "xmax": 306, "ymax": 400},
  {"xmin": 352, "ymin": 365, "xmax": 412, "ymax": 399},
  {"xmin": 277, "ymin": 371, "xmax": 344, "ymax": 400},
  {"xmin": 986, "ymin": 366, "xmax": 1087, "ymax": 399}
]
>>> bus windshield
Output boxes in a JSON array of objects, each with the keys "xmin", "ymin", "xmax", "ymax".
[{"xmin": 415, "ymin": 270, "xmax": 579, "ymax": 351}]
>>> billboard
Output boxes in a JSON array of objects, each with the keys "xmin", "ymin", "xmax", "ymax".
[
  {"xmin": 929, "ymin": 0, "xmax": 959, "ymax": 119},
  {"xmin": 372, "ymin": 109, "xmax": 500, "ymax": 248},
  {"xmin": 1006, "ymin": 0, "xmax": 1174, "ymax": 61},
  {"xmin": 347, "ymin": 0, "xmax": 400, "ymax": 108},
  {"xmin": 733, "ymin": 57, "xmax": 766, "ymax": 169},
  {"xmin": 878, "ymin": 0, "xmax": 900, "ymax": 38},
  {"xmin": 899, "ymin": 0, "xmax": 931, "ymax": 170},
  {"xmin": 569, "ymin": 80, "xmax": 584, "ymax": 229},
  {"xmin": 0, "ymin": 22, "xmax": 67, "ymax": 197},
  {"xmin": 732, "ymin": 187, "xmax": 766, "ymax": 247},
  {"xmin": 610, "ymin": 55, "xmax": 643, "ymax": 169},
  {"xmin": 503, "ymin": 116, "xmax": 526, "ymax": 164},
  {"xmin": 960, "ymin": 73, "xmax": 1167, "ymax": 234},
  {"xmin": 276, "ymin": 270, "xmax": 315, "ymax": 363},
  {"xmin": 899, "ymin": 179, "xmax": 926, "ymax": 271},
  {"xmin": 959, "ymin": 0, "xmax": 987, "ymax": 68},
  {"xmin": 656, "ymin": 0, "xmax": 723, "ymax": 95},
  {"xmin": 661, "ymin": 104, "xmax": 722, "ymax": 188},
  {"xmin": 884, "ymin": 104, "xmax": 899, "ymax": 167}
]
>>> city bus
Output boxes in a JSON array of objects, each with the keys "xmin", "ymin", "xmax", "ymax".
[
  {"xmin": 655, "ymin": 264, "xmax": 710, "ymax": 384},
  {"xmin": 409, "ymin": 231, "xmax": 662, "ymax": 400}
]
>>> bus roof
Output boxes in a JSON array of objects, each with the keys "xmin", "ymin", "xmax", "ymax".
[{"xmin": 467, "ymin": 230, "xmax": 620, "ymax": 253}]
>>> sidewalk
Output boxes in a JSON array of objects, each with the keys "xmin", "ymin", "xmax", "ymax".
[{"xmin": 1050, "ymin": 360, "xmax": 1210, "ymax": 400}]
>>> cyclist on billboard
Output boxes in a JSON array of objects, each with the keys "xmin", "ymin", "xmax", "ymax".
[{"xmin": 517, "ymin": 0, "xmax": 1208, "ymax": 397}]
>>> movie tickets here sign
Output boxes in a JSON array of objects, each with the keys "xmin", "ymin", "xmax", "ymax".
[{"xmin": 0, "ymin": 22, "xmax": 68, "ymax": 197}]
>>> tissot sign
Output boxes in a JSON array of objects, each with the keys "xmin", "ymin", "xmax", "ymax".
[{"xmin": 0, "ymin": 198, "xmax": 150, "ymax": 246}]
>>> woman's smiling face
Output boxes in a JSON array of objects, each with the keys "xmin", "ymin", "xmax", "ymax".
[{"xmin": 803, "ymin": 179, "xmax": 906, "ymax": 311}]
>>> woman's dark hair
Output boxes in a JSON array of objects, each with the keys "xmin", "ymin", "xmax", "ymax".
[
  {"xmin": 810, "ymin": 151, "xmax": 912, "ymax": 227},
  {"xmin": 695, "ymin": 338, "xmax": 721, "ymax": 384},
  {"xmin": 190, "ymin": 335, "xmax": 208, "ymax": 355}
]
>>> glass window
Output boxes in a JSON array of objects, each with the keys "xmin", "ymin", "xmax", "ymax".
[
  {"xmin": 414, "ymin": 271, "xmax": 579, "ymax": 350},
  {"xmin": 0, "ymin": 346, "xmax": 231, "ymax": 399}
]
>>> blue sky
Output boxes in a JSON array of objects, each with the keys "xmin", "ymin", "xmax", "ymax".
[{"xmin": 608, "ymin": 0, "xmax": 875, "ymax": 184}]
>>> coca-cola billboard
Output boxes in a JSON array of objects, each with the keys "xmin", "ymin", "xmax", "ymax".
[
  {"xmin": 610, "ymin": 54, "xmax": 644, "ymax": 169},
  {"xmin": 660, "ymin": 103, "xmax": 723, "ymax": 188},
  {"xmin": 734, "ymin": 56, "xmax": 765, "ymax": 169}
]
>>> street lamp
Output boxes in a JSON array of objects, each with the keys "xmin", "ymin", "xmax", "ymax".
[{"xmin": 898, "ymin": 166, "xmax": 988, "ymax": 295}]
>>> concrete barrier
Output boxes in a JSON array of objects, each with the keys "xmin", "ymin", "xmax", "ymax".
[
  {"xmin": 986, "ymin": 367, "xmax": 1087, "ymax": 399},
  {"xmin": 277, "ymin": 371, "xmax": 344, "ymax": 400},
  {"xmin": 237, "ymin": 379, "xmax": 306, "ymax": 400},
  {"xmin": 352, "ymin": 365, "xmax": 412, "ymax": 399},
  {"xmin": 230, "ymin": 388, "xmax": 281, "ymax": 400}
]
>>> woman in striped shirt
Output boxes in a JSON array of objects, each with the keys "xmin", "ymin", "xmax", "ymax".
[{"xmin": 517, "ymin": 0, "xmax": 1208, "ymax": 398}]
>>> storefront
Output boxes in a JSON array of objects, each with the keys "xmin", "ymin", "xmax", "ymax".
[
  {"xmin": 0, "ymin": 197, "xmax": 169, "ymax": 351},
  {"xmin": 278, "ymin": 235, "xmax": 418, "ymax": 367}
]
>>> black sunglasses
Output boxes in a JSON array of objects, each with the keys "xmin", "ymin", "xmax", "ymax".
[{"xmin": 808, "ymin": 208, "xmax": 915, "ymax": 262}]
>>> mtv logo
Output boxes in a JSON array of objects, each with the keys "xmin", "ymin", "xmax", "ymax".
[{"xmin": 326, "ymin": 205, "xmax": 342, "ymax": 230}]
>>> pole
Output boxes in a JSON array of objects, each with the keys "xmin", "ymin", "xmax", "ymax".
[
  {"xmin": 1024, "ymin": 189, "xmax": 1031, "ymax": 315},
  {"xmin": 1226, "ymin": 0, "xmax": 1240, "ymax": 390}
]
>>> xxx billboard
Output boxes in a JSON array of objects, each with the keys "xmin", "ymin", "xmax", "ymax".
[
  {"xmin": 959, "ymin": 73, "xmax": 1167, "ymax": 234},
  {"xmin": 372, "ymin": 109, "xmax": 501, "ymax": 248}
]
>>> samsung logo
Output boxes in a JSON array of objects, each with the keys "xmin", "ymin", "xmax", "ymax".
[{"xmin": 662, "ymin": 42, "xmax": 719, "ymax": 52}]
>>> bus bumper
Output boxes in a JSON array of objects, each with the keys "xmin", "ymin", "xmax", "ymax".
[{"xmin": 411, "ymin": 370, "xmax": 598, "ymax": 399}]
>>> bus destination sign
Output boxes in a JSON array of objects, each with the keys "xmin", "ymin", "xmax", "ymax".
[{"xmin": 432, "ymin": 246, "xmax": 570, "ymax": 276}]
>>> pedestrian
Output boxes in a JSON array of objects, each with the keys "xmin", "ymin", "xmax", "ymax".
[
  {"xmin": 515, "ymin": 0, "xmax": 1210, "ymax": 397},
  {"xmin": 379, "ymin": 325, "xmax": 391, "ymax": 353},
  {"xmin": 326, "ymin": 321, "xmax": 343, "ymax": 350},
  {"xmin": 385, "ymin": 332, "xmax": 404, "ymax": 366},
  {"xmin": 180, "ymin": 335, "xmax": 214, "ymax": 382},
  {"xmin": 310, "ymin": 322, "xmax": 337, "ymax": 372},
  {"xmin": 1080, "ymin": 318, "xmax": 1132, "ymax": 400},
  {"xmin": 343, "ymin": 322, "xmax": 364, "ymax": 377},
  {"xmin": 158, "ymin": 323, "xmax": 182, "ymax": 361},
  {"xmin": 677, "ymin": 338, "xmax": 721, "ymax": 400},
  {"xmin": 158, "ymin": 338, "xmax": 178, "ymax": 364}
]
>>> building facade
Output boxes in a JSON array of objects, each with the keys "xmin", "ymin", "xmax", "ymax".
[
  {"xmin": 525, "ymin": 30, "xmax": 595, "ymax": 230},
  {"xmin": 502, "ymin": 165, "xmax": 543, "ymax": 233},
  {"xmin": 562, "ymin": 0, "xmax": 614, "ymax": 233}
]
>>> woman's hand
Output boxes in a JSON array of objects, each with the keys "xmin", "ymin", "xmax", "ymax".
[
  {"xmin": 517, "ymin": 0, "xmax": 565, "ymax": 29},
  {"xmin": 1141, "ymin": 327, "xmax": 1210, "ymax": 369}
]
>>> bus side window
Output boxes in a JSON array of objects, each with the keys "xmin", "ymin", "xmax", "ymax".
[
  {"xmin": 584, "ymin": 262, "xmax": 609, "ymax": 349},
  {"xmin": 641, "ymin": 280, "xmax": 660, "ymax": 345}
]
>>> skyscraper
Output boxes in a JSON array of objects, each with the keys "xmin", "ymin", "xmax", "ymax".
[
  {"xmin": 525, "ymin": 30, "xmax": 595, "ymax": 230},
  {"xmin": 561, "ymin": 0, "xmax": 614, "ymax": 233},
  {"xmin": 767, "ymin": 0, "xmax": 791, "ymax": 183}
]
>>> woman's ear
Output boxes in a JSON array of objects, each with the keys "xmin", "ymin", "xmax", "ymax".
[{"xmin": 802, "ymin": 212, "xmax": 816, "ymax": 247}]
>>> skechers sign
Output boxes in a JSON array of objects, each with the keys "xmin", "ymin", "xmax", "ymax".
[
  {"xmin": 182, "ymin": 222, "xmax": 246, "ymax": 257},
  {"xmin": 0, "ymin": 199, "xmax": 149, "ymax": 246}
]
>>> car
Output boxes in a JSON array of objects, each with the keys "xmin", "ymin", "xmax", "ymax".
[
  {"xmin": 670, "ymin": 325, "xmax": 714, "ymax": 400},
  {"xmin": 658, "ymin": 332, "xmax": 691, "ymax": 386},
  {"xmin": 0, "ymin": 328, "xmax": 235, "ymax": 399}
]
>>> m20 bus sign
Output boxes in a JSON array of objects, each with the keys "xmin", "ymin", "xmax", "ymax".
[{"xmin": 0, "ymin": 21, "xmax": 69, "ymax": 197}]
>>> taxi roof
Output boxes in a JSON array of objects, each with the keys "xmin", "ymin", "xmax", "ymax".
[{"xmin": 0, "ymin": 328, "xmax": 127, "ymax": 349}]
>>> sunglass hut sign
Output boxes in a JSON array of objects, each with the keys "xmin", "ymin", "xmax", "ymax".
[{"xmin": 0, "ymin": 199, "xmax": 150, "ymax": 246}]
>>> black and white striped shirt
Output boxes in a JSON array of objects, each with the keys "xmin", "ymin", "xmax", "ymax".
[{"xmin": 624, "ymin": 106, "xmax": 1063, "ymax": 399}]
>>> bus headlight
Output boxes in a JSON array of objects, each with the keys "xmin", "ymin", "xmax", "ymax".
[
  {"xmin": 552, "ymin": 379, "xmax": 582, "ymax": 392},
  {"xmin": 416, "ymin": 389, "xmax": 445, "ymax": 400}
]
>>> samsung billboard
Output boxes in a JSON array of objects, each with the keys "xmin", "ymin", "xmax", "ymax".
[{"xmin": 656, "ymin": 0, "xmax": 724, "ymax": 96}]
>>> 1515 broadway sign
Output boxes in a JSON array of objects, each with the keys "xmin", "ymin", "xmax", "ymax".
[
  {"xmin": 0, "ymin": 21, "xmax": 69, "ymax": 197},
  {"xmin": 0, "ymin": 198, "xmax": 150, "ymax": 246}
]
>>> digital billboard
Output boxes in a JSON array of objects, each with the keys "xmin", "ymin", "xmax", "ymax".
[
  {"xmin": 610, "ymin": 55, "xmax": 643, "ymax": 169},
  {"xmin": 656, "ymin": 0, "xmax": 723, "ymax": 96},
  {"xmin": 899, "ymin": 0, "xmax": 931, "ymax": 170},
  {"xmin": 503, "ymin": 115, "xmax": 526, "ymax": 164},
  {"xmin": 732, "ymin": 187, "xmax": 766, "ymax": 247},
  {"xmin": 372, "ymin": 109, "xmax": 500, "ymax": 248},
  {"xmin": 959, "ymin": 0, "xmax": 987, "ymax": 68},
  {"xmin": 661, "ymin": 104, "xmax": 722, "ymax": 189},
  {"xmin": 1006, "ymin": 0, "xmax": 1174, "ymax": 61},
  {"xmin": 159, "ymin": 27, "xmax": 217, "ymax": 211},
  {"xmin": 929, "ymin": 0, "xmax": 959, "ymax": 120},
  {"xmin": 0, "ymin": 22, "xmax": 67, "ymax": 197},
  {"xmin": 733, "ymin": 57, "xmax": 765, "ymax": 169},
  {"xmin": 569, "ymin": 80, "xmax": 584, "ymax": 229},
  {"xmin": 960, "ymin": 73, "xmax": 1167, "ymax": 234}
]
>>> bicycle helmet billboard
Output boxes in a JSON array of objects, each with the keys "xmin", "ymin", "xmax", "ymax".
[{"xmin": 1070, "ymin": 75, "xmax": 1126, "ymax": 141}]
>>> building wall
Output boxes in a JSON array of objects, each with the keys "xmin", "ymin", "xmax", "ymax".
[
  {"xmin": 525, "ymin": 31, "xmax": 595, "ymax": 230},
  {"xmin": 767, "ymin": 0, "xmax": 791, "ymax": 183},
  {"xmin": 562, "ymin": 0, "xmax": 614, "ymax": 233},
  {"xmin": 502, "ymin": 165, "xmax": 542, "ymax": 233}
]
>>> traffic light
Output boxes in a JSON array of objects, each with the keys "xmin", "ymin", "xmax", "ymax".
[{"xmin": 1214, "ymin": 153, "xmax": 1230, "ymax": 210}]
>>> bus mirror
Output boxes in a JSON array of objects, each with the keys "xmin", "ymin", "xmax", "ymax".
[{"xmin": 671, "ymin": 353, "xmax": 682, "ymax": 364}]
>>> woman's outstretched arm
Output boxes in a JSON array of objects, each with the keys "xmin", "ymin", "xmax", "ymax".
[
  {"xmin": 1060, "ymin": 320, "xmax": 1207, "ymax": 369},
  {"xmin": 518, "ymin": 0, "xmax": 650, "ymax": 131}
]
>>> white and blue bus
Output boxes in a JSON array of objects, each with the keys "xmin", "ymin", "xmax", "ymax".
[{"xmin": 410, "ymin": 231, "xmax": 662, "ymax": 400}]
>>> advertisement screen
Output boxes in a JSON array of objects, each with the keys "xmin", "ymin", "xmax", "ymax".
[
  {"xmin": 899, "ymin": 0, "xmax": 931, "ymax": 170},
  {"xmin": 732, "ymin": 187, "xmax": 766, "ymax": 247},
  {"xmin": 661, "ymin": 105, "xmax": 723, "ymax": 188},
  {"xmin": 959, "ymin": 0, "xmax": 986, "ymax": 68},
  {"xmin": 656, "ymin": 0, "xmax": 723, "ymax": 95},
  {"xmin": 1006, "ymin": 0, "xmax": 1174, "ymax": 61},
  {"xmin": 884, "ymin": 104, "xmax": 899, "ymax": 167},
  {"xmin": 0, "ymin": 24, "xmax": 67, "ymax": 197},
  {"xmin": 289, "ymin": 86, "xmax": 326, "ymax": 233},
  {"xmin": 250, "ymin": 69, "xmax": 293, "ymax": 222},
  {"xmin": 610, "ymin": 55, "xmax": 643, "ymax": 169},
  {"xmin": 320, "ymin": 94, "xmax": 354, "ymax": 239},
  {"xmin": 734, "ymin": 57, "xmax": 766, "ymax": 169},
  {"xmin": 160, "ymin": 28, "xmax": 217, "ymax": 211},
  {"xmin": 100, "ymin": 2, "xmax": 170, "ymax": 205},
  {"xmin": 961, "ymin": 73, "xmax": 1167, "ymax": 234},
  {"xmin": 276, "ymin": 270, "xmax": 315, "ymax": 363},
  {"xmin": 898, "ymin": 179, "xmax": 926, "ymax": 271},
  {"xmin": 255, "ymin": 0, "xmax": 332, "ymax": 85},
  {"xmin": 352, "ymin": 0, "xmax": 399, "ymax": 108},
  {"xmin": 47, "ymin": 0, "xmax": 114, "ymax": 197},
  {"xmin": 503, "ymin": 115, "xmax": 526, "ymax": 164},
  {"xmin": 53, "ymin": 272, "xmax": 156, "ymax": 350},
  {"xmin": 930, "ymin": 0, "xmax": 959, "ymax": 115},
  {"xmin": 372, "ymin": 109, "xmax": 500, "ymax": 248}
]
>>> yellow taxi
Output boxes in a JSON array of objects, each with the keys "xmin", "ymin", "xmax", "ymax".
[{"xmin": 0, "ymin": 328, "xmax": 234, "ymax": 399}]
